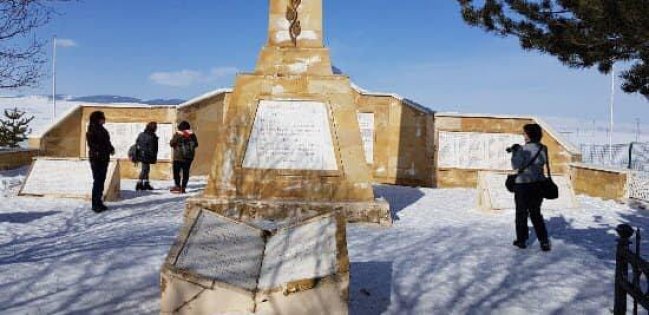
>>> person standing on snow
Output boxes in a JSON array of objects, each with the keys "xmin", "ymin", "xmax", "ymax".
[
  {"xmin": 86, "ymin": 111, "xmax": 115, "ymax": 213},
  {"xmin": 135, "ymin": 122, "xmax": 159, "ymax": 191},
  {"xmin": 510, "ymin": 123, "xmax": 551, "ymax": 252},
  {"xmin": 169, "ymin": 121, "xmax": 198, "ymax": 194}
]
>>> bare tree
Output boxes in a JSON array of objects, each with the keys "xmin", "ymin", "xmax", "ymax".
[{"xmin": 0, "ymin": 0, "xmax": 73, "ymax": 89}]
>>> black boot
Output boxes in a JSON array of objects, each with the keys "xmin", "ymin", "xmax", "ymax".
[
  {"xmin": 143, "ymin": 181, "xmax": 154, "ymax": 190},
  {"xmin": 513, "ymin": 240, "xmax": 527, "ymax": 249},
  {"xmin": 136, "ymin": 181, "xmax": 144, "ymax": 191},
  {"xmin": 540, "ymin": 240, "xmax": 551, "ymax": 252}
]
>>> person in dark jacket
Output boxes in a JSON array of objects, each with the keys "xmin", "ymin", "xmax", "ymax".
[
  {"xmin": 86, "ymin": 111, "xmax": 115, "ymax": 213},
  {"xmin": 169, "ymin": 121, "xmax": 198, "ymax": 194},
  {"xmin": 135, "ymin": 122, "xmax": 159, "ymax": 191},
  {"xmin": 510, "ymin": 123, "xmax": 551, "ymax": 251}
]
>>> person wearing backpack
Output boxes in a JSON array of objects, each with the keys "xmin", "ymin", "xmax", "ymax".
[
  {"xmin": 135, "ymin": 122, "xmax": 159, "ymax": 191},
  {"xmin": 86, "ymin": 111, "xmax": 115, "ymax": 213},
  {"xmin": 169, "ymin": 121, "xmax": 198, "ymax": 193},
  {"xmin": 509, "ymin": 123, "xmax": 551, "ymax": 252}
]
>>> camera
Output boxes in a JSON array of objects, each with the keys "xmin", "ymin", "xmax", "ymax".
[{"xmin": 506, "ymin": 144, "xmax": 521, "ymax": 153}]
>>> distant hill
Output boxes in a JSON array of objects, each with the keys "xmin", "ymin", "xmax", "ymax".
[{"xmin": 68, "ymin": 95, "xmax": 185, "ymax": 105}]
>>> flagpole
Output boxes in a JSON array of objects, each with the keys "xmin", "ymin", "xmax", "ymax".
[
  {"xmin": 52, "ymin": 35, "xmax": 57, "ymax": 123},
  {"xmin": 609, "ymin": 64, "xmax": 615, "ymax": 164}
]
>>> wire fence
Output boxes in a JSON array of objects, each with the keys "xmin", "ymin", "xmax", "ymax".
[{"xmin": 580, "ymin": 142, "xmax": 649, "ymax": 172}]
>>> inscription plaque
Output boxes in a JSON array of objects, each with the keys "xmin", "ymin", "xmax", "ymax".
[
  {"xmin": 438, "ymin": 131, "xmax": 525, "ymax": 170},
  {"xmin": 243, "ymin": 100, "xmax": 338, "ymax": 171},
  {"xmin": 102, "ymin": 123, "xmax": 173, "ymax": 160},
  {"xmin": 357, "ymin": 113, "xmax": 374, "ymax": 164}
]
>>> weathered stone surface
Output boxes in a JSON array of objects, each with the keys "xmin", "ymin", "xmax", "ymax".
[
  {"xmin": 160, "ymin": 209, "xmax": 349, "ymax": 315},
  {"xmin": 570, "ymin": 163, "xmax": 628, "ymax": 201},
  {"xmin": 476, "ymin": 171, "xmax": 579, "ymax": 210},
  {"xmin": 185, "ymin": 197, "xmax": 392, "ymax": 227},
  {"xmin": 0, "ymin": 149, "xmax": 39, "ymax": 170},
  {"xmin": 435, "ymin": 114, "xmax": 582, "ymax": 188},
  {"xmin": 19, "ymin": 157, "xmax": 120, "ymax": 201}
]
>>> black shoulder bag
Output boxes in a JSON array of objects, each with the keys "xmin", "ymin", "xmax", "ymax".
[
  {"xmin": 541, "ymin": 145, "xmax": 559, "ymax": 199},
  {"xmin": 505, "ymin": 147, "xmax": 542, "ymax": 193}
]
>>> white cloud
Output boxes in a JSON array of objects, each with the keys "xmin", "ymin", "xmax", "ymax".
[
  {"xmin": 56, "ymin": 38, "xmax": 77, "ymax": 48},
  {"xmin": 149, "ymin": 67, "xmax": 238, "ymax": 87}
]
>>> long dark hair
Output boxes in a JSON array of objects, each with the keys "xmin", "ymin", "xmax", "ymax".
[
  {"xmin": 145, "ymin": 121, "xmax": 157, "ymax": 133},
  {"xmin": 523, "ymin": 123, "xmax": 543, "ymax": 143},
  {"xmin": 89, "ymin": 111, "xmax": 105, "ymax": 126}
]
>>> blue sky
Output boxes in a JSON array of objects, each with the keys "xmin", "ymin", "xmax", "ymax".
[{"xmin": 20, "ymin": 0, "xmax": 649, "ymax": 123}]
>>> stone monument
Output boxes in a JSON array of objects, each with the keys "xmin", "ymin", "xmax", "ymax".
[
  {"xmin": 189, "ymin": 0, "xmax": 391, "ymax": 225},
  {"xmin": 161, "ymin": 1, "xmax": 389, "ymax": 313}
]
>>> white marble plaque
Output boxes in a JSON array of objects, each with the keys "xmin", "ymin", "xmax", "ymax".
[
  {"xmin": 243, "ymin": 100, "xmax": 338, "ymax": 171},
  {"xmin": 102, "ymin": 123, "xmax": 173, "ymax": 160},
  {"xmin": 479, "ymin": 172, "xmax": 578, "ymax": 210},
  {"xmin": 20, "ymin": 159, "xmax": 116, "ymax": 198},
  {"xmin": 357, "ymin": 112, "xmax": 374, "ymax": 164},
  {"xmin": 438, "ymin": 131, "xmax": 525, "ymax": 170}
]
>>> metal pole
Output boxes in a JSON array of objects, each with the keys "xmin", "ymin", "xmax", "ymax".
[
  {"xmin": 52, "ymin": 35, "xmax": 57, "ymax": 123},
  {"xmin": 609, "ymin": 64, "xmax": 615, "ymax": 164}
]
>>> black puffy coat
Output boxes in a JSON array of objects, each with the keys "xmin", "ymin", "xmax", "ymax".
[
  {"xmin": 136, "ymin": 131, "xmax": 159, "ymax": 164},
  {"xmin": 86, "ymin": 123, "xmax": 114, "ymax": 162}
]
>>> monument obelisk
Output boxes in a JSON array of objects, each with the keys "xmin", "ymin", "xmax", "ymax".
[{"xmin": 192, "ymin": 0, "xmax": 390, "ymax": 224}]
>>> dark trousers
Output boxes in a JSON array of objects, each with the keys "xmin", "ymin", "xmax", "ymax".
[
  {"xmin": 90, "ymin": 160, "xmax": 109, "ymax": 207},
  {"xmin": 139, "ymin": 163, "xmax": 150, "ymax": 181},
  {"xmin": 173, "ymin": 160, "xmax": 192, "ymax": 189},
  {"xmin": 514, "ymin": 182, "xmax": 549, "ymax": 243}
]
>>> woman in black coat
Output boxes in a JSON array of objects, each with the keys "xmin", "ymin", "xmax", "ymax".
[
  {"xmin": 135, "ymin": 122, "xmax": 159, "ymax": 191},
  {"xmin": 86, "ymin": 111, "xmax": 114, "ymax": 213}
]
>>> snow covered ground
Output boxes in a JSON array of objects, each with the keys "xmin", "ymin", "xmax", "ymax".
[{"xmin": 0, "ymin": 167, "xmax": 645, "ymax": 314}]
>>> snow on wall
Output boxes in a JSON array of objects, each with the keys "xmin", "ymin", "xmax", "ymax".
[
  {"xmin": 438, "ymin": 132, "xmax": 525, "ymax": 170},
  {"xmin": 628, "ymin": 171, "xmax": 649, "ymax": 202},
  {"xmin": 174, "ymin": 211, "xmax": 265, "ymax": 291},
  {"xmin": 258, "ymin": 216, "xmax": 338, "ymax": 290},
  {"xmin": 103, "ymin": 123, "xmax": 173, "ymax": 160},
  {"xmin": 20, "ymin": 159, "xmax": 115, "ymax": 198},
  {"xmin": 480, "ymin": 172, "xmax": 578, "ymax": 210}
]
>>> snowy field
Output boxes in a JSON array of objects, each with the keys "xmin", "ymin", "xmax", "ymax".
[{"xmin": 1, "ymin": 167, "xmax": 646, "ymax": 314}]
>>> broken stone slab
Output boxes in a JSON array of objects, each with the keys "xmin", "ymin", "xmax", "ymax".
[
  {"xmin": 184, "ymin": 196, "xmax": 392, "ymax": 227},
  {"xmin": 160, "ymin": 208, "xmax": 349, "ymax": 314}
]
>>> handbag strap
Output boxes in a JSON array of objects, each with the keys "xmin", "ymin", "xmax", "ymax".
[
  {"xmin": 543, "ymin": 145, "xmax": 552, "ymax": 179},
  {"xmin": 517, "ymin": 145, "xmax": 543, "ymax": 174}
]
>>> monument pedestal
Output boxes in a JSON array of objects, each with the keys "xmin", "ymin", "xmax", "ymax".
[{"xmin": 186, "ymin": 196, "xmax": 391, "ymax": 227}]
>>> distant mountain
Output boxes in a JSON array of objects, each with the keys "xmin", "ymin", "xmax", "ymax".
[
  {"xmin": 144, "ymin": 98, "xmax": 186, "ymax": 105},
  {"xmin": 68, "ymin": 95, "xmax": 185, "ymax": 105}
]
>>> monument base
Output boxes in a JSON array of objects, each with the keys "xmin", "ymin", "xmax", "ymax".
[
  {"xmin": 160, "ymin": 209, "xmax": 349, "ymax": 315},
  {"xmin": 185, "ymin": 196, "xmax": 392, "ymax": 227}
]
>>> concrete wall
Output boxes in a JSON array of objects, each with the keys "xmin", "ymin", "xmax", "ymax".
[
  {"xmin": 0, "ymin": 149, "xmax": 39, "ymax": 170},
  {"xmin": 570, "ymin": 163, "xmax": 627, "ymax": 200},
  {"xmin": 354, "ymin": 91, "xmax": 435, "ymax": 187},
  {"xmin": 177, "ymin": 92, "xmax": 229, "ymax": 176},
  {"xmin": 435, "ymin": 114, "xmax": 582, "ymax": 188}
]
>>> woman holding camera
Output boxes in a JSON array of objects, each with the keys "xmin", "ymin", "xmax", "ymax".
[{"xmin": 510, "ymin": 123, "xmax": 551, "ymax": 252}]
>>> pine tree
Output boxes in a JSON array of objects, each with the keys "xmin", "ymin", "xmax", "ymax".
[
  {"xmin": 0, "ymin": 107, "xmax": 34, "ymax": 148},
  {"xmin": 457, "ymin": 0, "xmax": 649, "ymax": 98}
]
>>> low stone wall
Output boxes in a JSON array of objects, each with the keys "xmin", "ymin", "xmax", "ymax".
[
  {"xmin": 0, "ymin": 149, "xmax": 39, "ymax": 170},
  {"xmin": 29, "ymin": 104, "xmax": 177, "ymax": 180},
  {"xmin": 435, "ymin": 113, "xmax": 582, "ymax": 188},
  {"xmin": 570, "ymin": 163, "xmax": 628, "ymax": 201}
]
